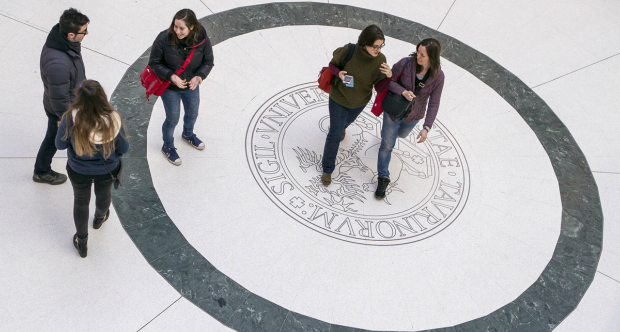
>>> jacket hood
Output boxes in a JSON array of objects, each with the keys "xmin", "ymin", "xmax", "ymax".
[{"xmin": 45, "ymin": 24, "xmax": 81, "ymax": 56}]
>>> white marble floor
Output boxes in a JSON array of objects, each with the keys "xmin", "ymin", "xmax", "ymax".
[{"xmin": 1, "ymin": 0, "xmax": 619, "ymax": 331}]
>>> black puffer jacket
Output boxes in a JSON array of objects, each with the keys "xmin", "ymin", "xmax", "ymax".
[
  {"xmin": 148, "ymin": 25, "xmax": 214, "ymax": 89},
  {"xmin": 40, "ymin": 24, "xmax": 86, "ymax": 118}
]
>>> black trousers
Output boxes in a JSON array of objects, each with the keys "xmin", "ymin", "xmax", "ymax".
[
  {"xmin": 67, "ymin": 164, "xmax": 119, "ymax": 237},
  {"xmin": 34, "ymin": 113, "xmax": 60, "ymax": 175}
]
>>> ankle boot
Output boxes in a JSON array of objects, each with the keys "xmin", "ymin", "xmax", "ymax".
[
  {"xmin": 321, "ymin": 172, "xmax": 332, "ymax": 186},
  {"xmin": 93, "ymin": 209, "xmax": 110, "ymax": 229},
  {"xmin": 375, "ymin": 177, "xmax": 391, "ymax": 199},
  {"xmin": 73, "ymin": 234, "xmax": 88, "ymax": 258}
]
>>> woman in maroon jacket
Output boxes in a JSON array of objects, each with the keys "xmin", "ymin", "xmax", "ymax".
[{"xmin": 375, "ymin": 38, "xmax": 445, "ymax": 199}]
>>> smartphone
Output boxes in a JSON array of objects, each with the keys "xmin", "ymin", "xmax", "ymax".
[{"xmin": 343, "ymin": 75, "xmax": 354, "ymax": 87}]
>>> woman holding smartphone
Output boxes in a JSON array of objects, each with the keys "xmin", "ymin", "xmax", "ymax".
[
  {"xmin": 148, "ymin": 8, "xmax": 214, "ymax": 166},
  {"xmin": 321, "ymin": 24, "xmax": 392, "ymax": 186},
  {"xmin": 375, "ymin": 38, "xmax": 445, "ymax": 199}
]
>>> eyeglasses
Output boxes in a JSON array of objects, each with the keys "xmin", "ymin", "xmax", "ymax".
[
  {"xmin": 370, "ymin": 43, "xmax": 385, "ymax": 50},
  {"xmin": 76, "ymin": 28, "xmax": 88, "ymax": 35}
]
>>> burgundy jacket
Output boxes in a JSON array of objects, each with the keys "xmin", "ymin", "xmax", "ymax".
[{"xmin": 388, "ymin": 57, "xmax": 445, "ymax": 128}]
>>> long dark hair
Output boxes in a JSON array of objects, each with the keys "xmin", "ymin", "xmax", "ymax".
[
  {"xmin": 167, "ymin": 9, "xmax": 201, "ymax": 45},
  {"xmin": 62, "ymin": 80, "xmax": 125, "ymax": 158},
  {"xmin": 409, "ymin": 38, "xmax": 442, "ymax": 78},
  {"xmin": 357, "ymin": 25, "xmax": 385, "ymax": 47}
]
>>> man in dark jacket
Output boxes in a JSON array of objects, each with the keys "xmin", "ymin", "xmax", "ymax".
[{"xmin": 34, "ymin": 8, "xmax": 89, "ymax": 185}]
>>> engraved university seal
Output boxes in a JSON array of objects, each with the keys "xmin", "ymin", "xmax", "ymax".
[{"xmin": 246, "ymin": 83, "xmax": 469, "ymax": 245}]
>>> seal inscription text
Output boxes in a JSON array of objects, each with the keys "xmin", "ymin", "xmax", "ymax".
[{"xmin": 246, "ymin": 83, "xmax": 469, "ymax": 245}]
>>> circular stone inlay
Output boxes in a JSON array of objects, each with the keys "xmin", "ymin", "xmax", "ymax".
[
  {"xmin": 246, "ymin": 83, "xmax": 469, "ymax": 245},
  {"xmin": 111, "ymin": 3, "xmax": 603, "ymax": 331}
]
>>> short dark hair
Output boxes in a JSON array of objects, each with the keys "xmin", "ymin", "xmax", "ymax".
[
  {"xmin": 410, "ymin": 38, "xmax": 442, "ymax": 78},
  {"xmin": 59, "ymin": 8, "xmax": 89, "ymax": 36},
  {"xmin": 357, "ymin": 25, "xmax": 384, "ymax": 47},
  {"xmin": 167, "ymin": 9, "xmax": 201, "ymax": 45}
]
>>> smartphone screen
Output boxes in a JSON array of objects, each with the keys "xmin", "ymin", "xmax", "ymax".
[{"xmin": 343, "ymin": 75, "xmax": 354, "ymax": 87}]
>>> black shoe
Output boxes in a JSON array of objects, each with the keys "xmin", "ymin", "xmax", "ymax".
[
  {"xmin": 93, "ymin": 209, "xmax": 110, "ymax": 230},
  {"xmin": 375, "ymin": 177, "xmax": 391, "ymax": 199},
  {"xmin": 73, "ymin": 234, "xmax": 88, "ymax": 258},
  {"xmin": 33, "ymin": 170, "xmax": 67, "ymax": 185},
  {"xmin": 341, "ymin": 129, "xmax": 346, "ymax": 142}
]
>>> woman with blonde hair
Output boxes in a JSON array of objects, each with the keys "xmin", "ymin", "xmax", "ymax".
[{"xmin": 56, "ymin": 80, "xmax": 129, "ymax": 258}]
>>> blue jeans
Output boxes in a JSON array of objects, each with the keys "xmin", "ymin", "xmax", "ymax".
[
  {"xmin": 161, "ymin": 87, "xmax": 200, "ymax": 148},
  {"xmin": 377, "ymin": 112, "xmax": 420, "ymax": 179},
  {"xmin": 322, "ymin": 97, "xmax": 366, "ymax": 174}
]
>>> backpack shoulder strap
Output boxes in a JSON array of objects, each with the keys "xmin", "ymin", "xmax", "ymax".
[{"xmin": 342, "ymin": 43, "xmax": 356, "ymax": 68}]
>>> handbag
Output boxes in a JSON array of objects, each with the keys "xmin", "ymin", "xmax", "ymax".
[
  {"xmin": 96, "ymin": 151, "xmax": 123, "ymax": 189},
  {"xmin": 317, "ymin": 43, "xmax": 356, "ymax": 93},
  {"xmin": 381, "ymin": 59, "xmax": 430, "ymax": 119},
  {"xmin": 371, "ymin": 57, "xmax": 410, "ymax": 116},
  {"xmin": 141, "ymin": 40, "xmax": 205, "ymax": 101}
]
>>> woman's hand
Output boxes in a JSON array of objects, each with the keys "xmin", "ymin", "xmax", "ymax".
[
  {"xmin": 338, "ymin": 71, "xmax": 348, "ymax": 81},
  {"xmin": 380, "ymin": 63, "xmax": 392, "ymax": 78},
  {"xmin": 417, "ymin": 128, "xmax": 428, "ymax": 143},
  {"xmin": 189, "ymin": 76, "xmax": 203, "ymax": 90},
  {"xmin": 402, "ymin": 90, "xmax": 415, "ymax": 101},
  {"xmin": 171, "ymin": 74, "xmax": 187, "ymax": 88}
]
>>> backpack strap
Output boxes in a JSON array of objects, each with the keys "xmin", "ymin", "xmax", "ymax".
[{"xmin": 341, "ymin": 43, "xmax": 356, "ymax": 69}]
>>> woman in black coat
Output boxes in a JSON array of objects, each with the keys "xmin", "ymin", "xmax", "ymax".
[{"xmin": 148, "ymin": 8, "xmax": 214, "ymax": 166}]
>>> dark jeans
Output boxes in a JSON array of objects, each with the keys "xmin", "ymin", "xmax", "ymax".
[
  {"xmin": 321, "ymin": 97, "xmax": 366, "ymax": 174},
  {"xmin": 67, "ymin": 164, "xmax": 118, "ymax": 237},
  {"xmin": 34, "ymin": 113, "xmax": 60, "ymax": 175},
  {"xmin": 161, "ymin": 86, "xmax": 200, "ymax": 148}
]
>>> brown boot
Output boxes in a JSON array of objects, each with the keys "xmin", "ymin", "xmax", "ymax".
[{"xmin": 321, "ymin": 172, "xmax": 332, "ymax": 186}]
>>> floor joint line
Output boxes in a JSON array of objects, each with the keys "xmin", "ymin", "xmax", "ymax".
[
  {"xmin": 0, "ymin": 12, "xmax": 48, "ymax": 33},
  {"xmin": 532, "ymin": 52, "xmax": 620, "ymax": 88},
  {"xmin": 136, "ymin": 296, "xmax": 183, "ymax": 332},
  {"xmin": 82, "ymin": 47, "xmax": 131, "ymax": 66},
  {"xmin": 592, "ymin": 170, "xmax": 620, "ymax": 175},
  {"xmin": 199, "ymin": 0, "xmax": 214, "ymax": 14},
  {"xmin": 597, "ymin": 271, "xmax": 620, "ymax": 284},
  {"xmin": 437, "ymin": 0, "xmax": 457, "ymax": 30},
  {"xmin": 0, "ymin": 11, "xmax": 130, "ymax": 66}
]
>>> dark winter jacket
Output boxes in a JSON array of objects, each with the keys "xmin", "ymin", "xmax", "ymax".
[
  {"xmin": 40, "ymin": 24, "xmax": 86, "ymax": 118},
  {"xmin": 388, "ymin": 56, "xmax": 445, "ymax": 128},
  {"xmin": 148, "ymin": 26, "xmax": 214, "ymax": 90}
]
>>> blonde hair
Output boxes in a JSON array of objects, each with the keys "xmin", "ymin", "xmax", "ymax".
[{"xmin": 62, "ymin": 80, "xmax": 125, "ymax": 158}]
